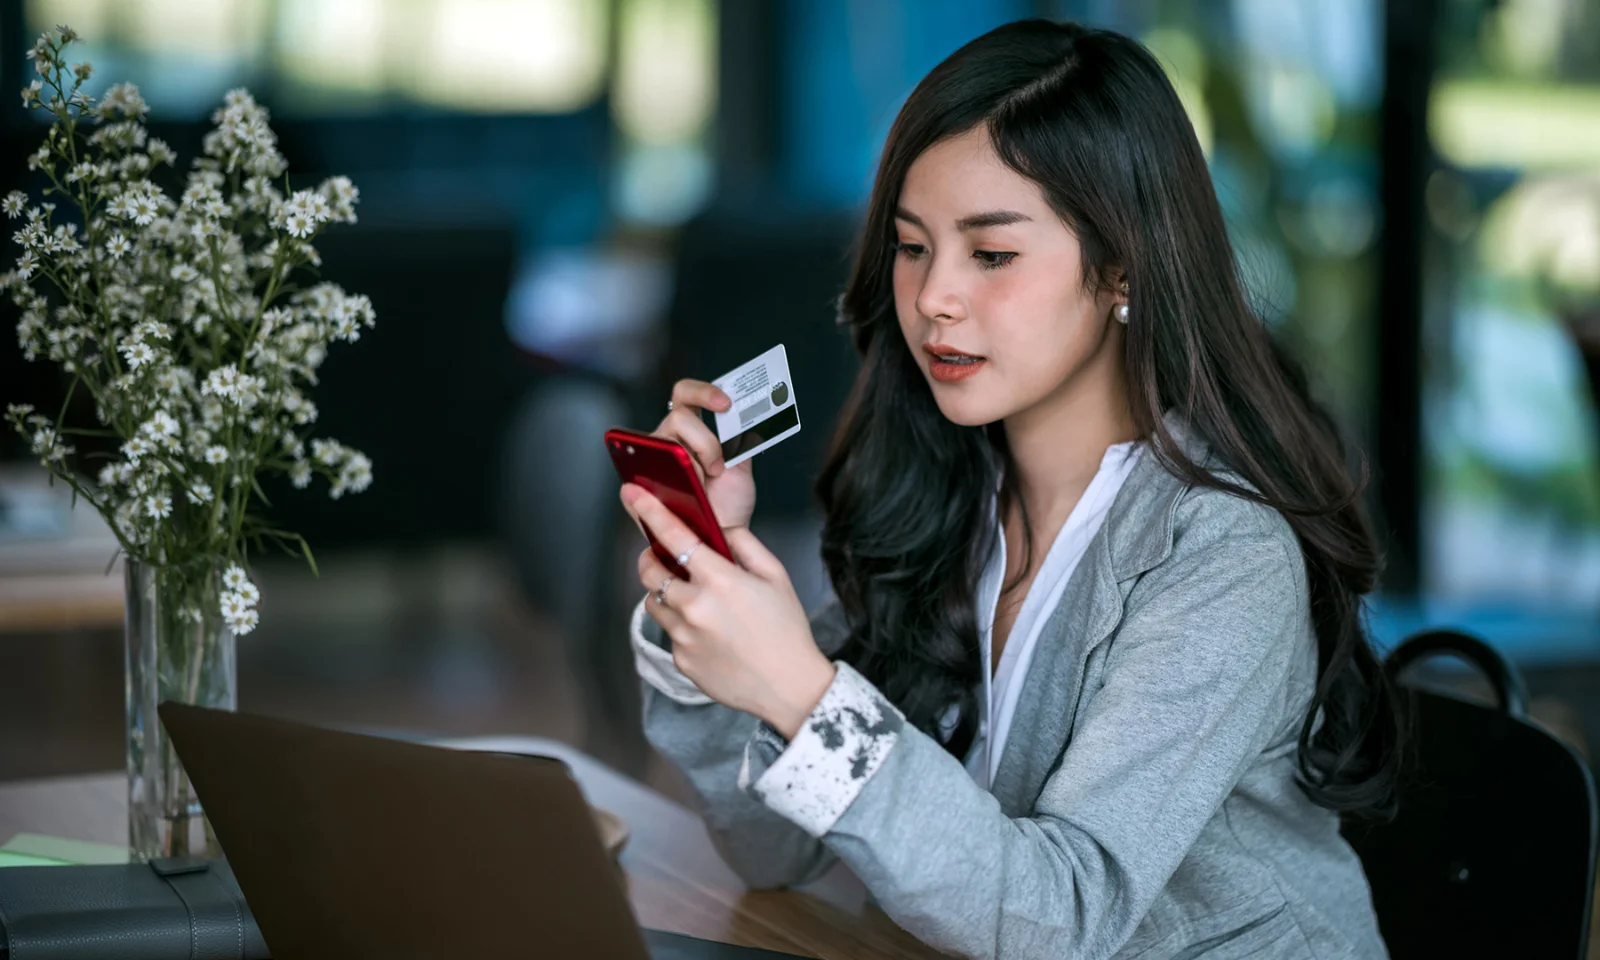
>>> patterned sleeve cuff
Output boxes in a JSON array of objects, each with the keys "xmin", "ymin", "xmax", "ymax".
[
  {"xmin": 630, "ymin": 596, "xmax": 713, "ymax": 706},
  {"xmin": 743, "ymin": 662, "xmax": 905, "ymax": 838}
]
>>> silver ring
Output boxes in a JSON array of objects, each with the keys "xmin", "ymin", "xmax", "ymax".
[
  {"xmin": 655, "ymin": 575, "xmax": 674, "ymax": 605},
  {"xmin": 666, "ymin": 400, "xmax": 674, "ymax": 412},
  {"xmin": 676, "ymin": 543, "xmax": 699, "ymax": 567}
]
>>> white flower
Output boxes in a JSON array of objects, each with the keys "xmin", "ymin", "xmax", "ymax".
[
  {"xmin": 222, "ymin": 602, "xmax": 259, "ymax": 636},
  {"xmin": 231, "ymin": 580, "xmax": 260, "ymax": 605},
  {"xmin": 50, "ymin": 224, "xmax": 79, "ymax": 253},
  {"xmin": 15, "ymin": 251, "xmax": 38, "ymax": 280},
  {"xmin": 200, "ymin": 398, "xmax": 225, "ymax": 430},
  {"xmin": 223, "ymin": 564, "xmax": 251, "ymax": 590},
  {"xmin": 117, "ymin": 154, "xmax": 152, "ymax": 179},
  {"xmin": 204, "ymin": 445, "xmax": 228, "ymax": 464},
  {"xmin": 170, "ymin": 263, "xmax": 198, "ymax": 282},
  {"xmin": 104, "ymin": 233, "xmax": 131, "ymax": 260},
  {"xmin": 288, "ymin": 459, "xmax": 311, "ymax": 489},
  {"xmin": 130, "ymin": 194, "xmax": 158, "ymax": 226},
  {"xmin": 113, "ymin": 501, "xmax": 143, "ymax": 546},
  {"xmin": 120, "ymin": 341, "xmax": 155, "ymax": 369},
  {"xmin": 143, "ymin": 493, "xmax": 172, "ymax": 519},
  {"xmin": 232, "ymin": 372, "xmax": 265, "ymax": 410},
  {"xmin": 182, "ymin": 180, "xmax": 219, "ymax": 208},
  {"xmin": 122, "ymin": 435, "xmax": 152, "ymax": 463},
  {"xmin": 142, "ymin": 410, "xmax": 180, "ymax": 442},
  {"xmin": 100, "ymin": 82, "xmax": 149, "ymax": 119},
  {"xmin": 29, "ymin": 426, "xmax": 73, "ymax": 463},
  {"xmin": 202, "ymin": 364, "xmax": 241, "ymax": 400},
  {"xmin": 282, "ymin": 391, "xmax": 317, "ymax": 425},
  {"xmin": 331, "ymin": 452, "xmax": 372, "ymax": 499},
  {"xmin": 187, "ymin": 481, "xmax": 214, "ymax": 503},
  {"xmin": 220, "ymin": 585, "xmax": 259, "ymax": 633},
  {"xmin": 310, "ymin": 437, "xmax": 342, "ymax": 465},
  {"xmin": 284, "ymin": 189, "xmax": 330, "ymax": 224},
  {"xmin": 283, "ymin": 212, "xmax": 312, "ymax": 238},
  {"xmin": 1, "ymin": 192, "xmax": 25, "ymax": 218},
  {"xmin": 318, "ymin": 175, "xmax": 359, "ymax": 223},
  {"xmin": 21, "ymin": 80, "xmax": 41, "ymax": 107},
  {"xmin": 15, "ymin": 221, "xmax": 46, "ymax": 250},
  {"xmin": 259, "ymin": 305, "xmax": 290, "ymax": 335},
  {"xmin": 147, "ymin": 138, "xmax": 175, "ymax": 166}
]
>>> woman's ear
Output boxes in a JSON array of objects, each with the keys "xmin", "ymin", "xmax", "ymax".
[
  {"xmin": 1109, "ymin": 267, "xmax": 1130, "ymax": 325},
  {"xmin": 1106, "ymin": 266, "xmax": 1128, "ymax": 302}
]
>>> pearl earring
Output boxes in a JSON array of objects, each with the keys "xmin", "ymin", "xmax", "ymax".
[{"xmin": 1114, "ymin": 304, "xmax": 1129, "ymax": 324}]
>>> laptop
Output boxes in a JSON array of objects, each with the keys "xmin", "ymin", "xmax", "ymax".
[{"xmin": 159, "ymin": 702, "xmax": 811, "ymax": 960}]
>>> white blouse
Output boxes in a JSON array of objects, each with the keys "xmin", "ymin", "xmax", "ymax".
[{"xmin": 956, "ymin": 440, "xmax": 1143, "ymax": 789}]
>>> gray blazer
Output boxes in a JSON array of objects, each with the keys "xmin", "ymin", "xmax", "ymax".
[{"xmin": 637, "ymin": 431, "xmax": 1389, "ymax": 959}]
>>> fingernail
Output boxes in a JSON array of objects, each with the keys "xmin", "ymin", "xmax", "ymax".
[
  {"xmin": 711, "ymin": 462, "xmax": 724, "ymax": 477},
  {"xmin": 621, "ymin": 484, "xmax": 641, "ymax": 504}
]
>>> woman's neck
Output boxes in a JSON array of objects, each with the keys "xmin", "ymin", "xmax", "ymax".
[{"xmin": 1002, "ymin": 361, "xmax": 1138, "ymax": 536}]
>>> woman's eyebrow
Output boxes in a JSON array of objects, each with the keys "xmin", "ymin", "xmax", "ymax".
[{"xmin": 894, "ymin": 206, "xmax": 1033, "ymax": 231}]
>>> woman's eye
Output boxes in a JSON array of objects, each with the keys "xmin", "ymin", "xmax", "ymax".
[
  {"xmin": 893, "ymin": 242, "xmax": 927, "ymax": 260},
  {"xmin": 973, "ymin": 250, "xmax": 1018, "ymax": 270}
]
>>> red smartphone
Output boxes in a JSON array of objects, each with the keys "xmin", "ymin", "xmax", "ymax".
[{"xmin": 605, "ymin": 426, "xmax": 733, "ymax": 582}]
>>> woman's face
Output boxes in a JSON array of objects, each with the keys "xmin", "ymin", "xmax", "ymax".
[{"xmin": 893, "ymin": 126, "xmax": 1122, "ymax": 428}]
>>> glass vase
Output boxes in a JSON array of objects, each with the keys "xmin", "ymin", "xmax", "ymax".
[{"xmin": 124, "ymin": 557, "xmax": 237, "ymax": 861}]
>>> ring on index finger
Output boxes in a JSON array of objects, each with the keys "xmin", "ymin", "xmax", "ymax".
[
  {"xmin": 676, "ymin": 543, "xmax": 699, "ymax": 568},
  {"xmin": 667, "ymin": 400, "xmax": 674, "ymax": 412}
]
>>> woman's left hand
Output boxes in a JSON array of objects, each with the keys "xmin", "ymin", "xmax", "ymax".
[{"xmin": 621, "ymin": 483, "xmax": 837, "ymax": 739}]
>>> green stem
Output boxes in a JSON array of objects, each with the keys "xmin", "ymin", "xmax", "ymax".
[{"xmin": 52, "ymin": 372, "xmax": 80, "ymax": 438}]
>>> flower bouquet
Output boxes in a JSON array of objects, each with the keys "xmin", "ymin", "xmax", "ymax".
[{"xmin": 3, "ymin": 26, "xmax": 375, "ymax": 859}]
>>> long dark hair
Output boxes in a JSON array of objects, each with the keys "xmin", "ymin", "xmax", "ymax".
[{"xmin": 815, "ymin": 19, "xmax": 1402, "ymax": 819}]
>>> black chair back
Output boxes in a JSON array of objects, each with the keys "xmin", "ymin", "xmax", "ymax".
[{"xmin": 1344, "ymin": 629, "xmax": 1598, "ymax": 958}]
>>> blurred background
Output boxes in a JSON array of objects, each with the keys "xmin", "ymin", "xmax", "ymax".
[{"xmin": 0, "ymin": 0, "xmax": 1598, "ymax": 799}]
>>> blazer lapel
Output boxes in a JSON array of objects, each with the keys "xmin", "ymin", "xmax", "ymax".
[{"xmin": 987, "ymin": 439, "xmax": 1193, "ymax": 817}]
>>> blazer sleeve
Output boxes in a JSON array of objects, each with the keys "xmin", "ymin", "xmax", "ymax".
[
  {"xmin": 634, "ymin": 593, "xmax": 852, "ymax": 890},
  {"xmin": 740, "ymin": 505, "xmax": 1307, "ymax": 959}
]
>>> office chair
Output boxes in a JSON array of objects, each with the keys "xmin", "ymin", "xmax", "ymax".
[{"xmin": 1344, "ymin": 628, "xmax": 1598, "ymax": 958}]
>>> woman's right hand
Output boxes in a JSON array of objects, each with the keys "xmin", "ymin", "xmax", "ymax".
[{"xmin": 651, "ymin": 378, "xmax": 756, "ymax": 531}]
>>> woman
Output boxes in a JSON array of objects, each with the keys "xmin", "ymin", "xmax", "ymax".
[{"xmin": 618, "ymin": 19, "xmax": 1400, "ymax": 960}]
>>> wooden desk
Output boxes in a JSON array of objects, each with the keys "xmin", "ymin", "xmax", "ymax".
[{"xmin": 0, "ymin": 734, "xmax": 948, "ymax": 960}]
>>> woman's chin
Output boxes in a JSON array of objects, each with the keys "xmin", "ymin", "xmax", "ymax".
[{"xmin": 933, "ymin": 395, "xmax": 1004, "ymax": 428}]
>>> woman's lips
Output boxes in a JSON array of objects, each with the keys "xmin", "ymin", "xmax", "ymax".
[{"xmin": 928, "ymin": 356, "xmax": 987, "ymax": 382}]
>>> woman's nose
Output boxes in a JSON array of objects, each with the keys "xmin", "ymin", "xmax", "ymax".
[{"xmin": 915, "ymin": 258, "xmax": 967, "ymax": 323}]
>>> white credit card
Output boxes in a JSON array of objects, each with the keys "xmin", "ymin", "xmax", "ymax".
[{"xmin": 711, "ymin": 343, "xmax": 802, "ymax": 468}]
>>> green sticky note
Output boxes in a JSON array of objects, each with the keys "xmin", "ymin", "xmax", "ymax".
[
  {"xmin": 0, "ymin": 833, "xmax": 129, "ymax": 866},
  {"xmin": 0, "ymin": 850, "xmax": 72, "ymax": 868}
]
